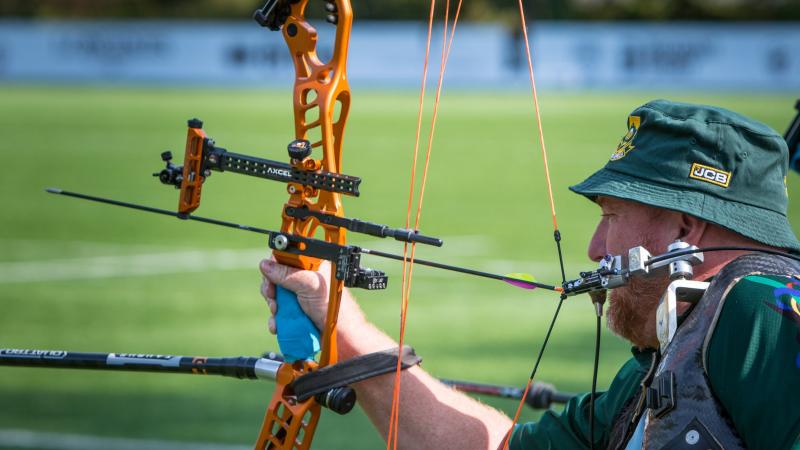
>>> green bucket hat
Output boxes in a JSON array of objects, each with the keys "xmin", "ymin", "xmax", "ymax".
[{"xmin": 570, "ymin": 99, "xmax": 800, "ymax": 252}]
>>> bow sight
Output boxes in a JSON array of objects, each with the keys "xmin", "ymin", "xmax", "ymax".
[
  {"xmin": 154, "ymin": 119, "xmax": 361, "ymax": 211},
  {"xmin": 150, "ymin": 118, "xmax": 449, "ymax": 292}
]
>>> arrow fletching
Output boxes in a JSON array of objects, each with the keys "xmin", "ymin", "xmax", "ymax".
[{"xmin": 503, "ymin": 273, "xmax": 540, "ymax": 290}]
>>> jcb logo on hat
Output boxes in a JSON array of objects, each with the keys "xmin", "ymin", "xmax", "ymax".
[
  {"xmin": 610, "ymin": 115, "xmax": 640, "ymax": 161},
  {"xmin": 689, "ymin": 163, "xmax": 732, "ymax": 188}
]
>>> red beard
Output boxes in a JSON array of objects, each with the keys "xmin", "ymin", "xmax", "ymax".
[{"xmin": 606, "ymin": 273, "xmax": 670, "ymax": 349}]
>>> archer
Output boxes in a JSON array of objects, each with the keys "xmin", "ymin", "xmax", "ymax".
[{"xmin": 261, "ymin": 99, "xmax": 800, "ymax": 449}]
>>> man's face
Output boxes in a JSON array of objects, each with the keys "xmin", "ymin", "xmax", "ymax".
[{"xmin": 588, "ymin": 197, "xmax": 678, "ymax": 349}]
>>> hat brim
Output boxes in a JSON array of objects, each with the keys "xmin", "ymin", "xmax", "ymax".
[{"xmin": 570, "ymin": 168, "xmax": 800, "ymax": 252}]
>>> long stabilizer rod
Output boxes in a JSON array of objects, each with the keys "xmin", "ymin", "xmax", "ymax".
[
  {"xmin": 45, "ymin": 188, "xmax": 560, "ymax": 291},
  {"xmin": 0, "ymin": 348, "xmax": 570, "ymax": 410},
  {"xmin": 0, "ymin": 348, "xmax": 353, "ymax": 414},
  {"xmin": 440, "ymin": 378, "xmax": 574, "ymax": 410},
  {"xmin": 0, "ymin": 348, "xmax": 280, "ymax": 381}
]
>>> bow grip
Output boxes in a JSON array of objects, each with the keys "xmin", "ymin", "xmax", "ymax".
[{"xmin": 275, "ymin": 285, "xmax": 321, "ymax": 362}]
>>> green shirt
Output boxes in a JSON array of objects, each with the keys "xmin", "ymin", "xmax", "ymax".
[{"xmin": 509, "ymin": 274, "xmax": 800, "ymax": 450}]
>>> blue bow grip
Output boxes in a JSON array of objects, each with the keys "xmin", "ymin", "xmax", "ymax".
[{"xmin": 275, "ymin": 285, "xmax": 321, "ymax": 362}]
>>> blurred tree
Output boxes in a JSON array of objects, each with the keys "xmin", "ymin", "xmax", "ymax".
[{"xmin": 0, "ymin": 0, "xmax": 798, "ymax": 21}]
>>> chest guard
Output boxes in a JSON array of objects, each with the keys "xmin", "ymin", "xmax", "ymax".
[{"xmin": 610, "ymin": 253, "xmax": 800, "ymax": 450}]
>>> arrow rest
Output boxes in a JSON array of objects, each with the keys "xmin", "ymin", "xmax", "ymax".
[{"xmin": 267, "ymin": 231, "xmax": 389, "ymax": 290}]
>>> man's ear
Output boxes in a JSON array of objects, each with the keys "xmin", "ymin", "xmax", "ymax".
[{"xmin": 676, "ymin": 213, "xmax": 708, "ymax": 244}]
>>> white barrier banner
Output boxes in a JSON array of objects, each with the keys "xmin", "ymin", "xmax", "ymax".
[{"xmin": 0, "ymin": 20, "xmax": 797, "ymax": 89}]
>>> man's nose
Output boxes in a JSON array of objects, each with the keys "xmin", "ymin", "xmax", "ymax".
[{"xmin": 587, "ymin": 221, "xmax": 607, "ymax": 262}]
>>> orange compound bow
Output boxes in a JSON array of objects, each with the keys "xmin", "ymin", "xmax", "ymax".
[
  {"xmin": 35, "ymin": 1, "xmax": 569, "ymax": 449},
  {"xmin": 165, "ymin": 1, "xmax": 374, "ymax": 448},
  {"xmin": 173, "ymin": 1, "xmax": 358, "ymax": 448},
  {"xmin": 162, "ymin": 1, "xmax": 438, "ymax": 448}
]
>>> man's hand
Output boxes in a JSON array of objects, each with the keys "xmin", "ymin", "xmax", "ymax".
[
  {"xmin": 258, "ymin": 258, "xmax": 512, "ymax": 449},
  {"xmin": 259, "ymin": 259, "xmax": 332, "ymax": 333}
]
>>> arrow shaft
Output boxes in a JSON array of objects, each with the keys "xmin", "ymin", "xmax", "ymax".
[{"xmin": 361, "ymin": 248, "xmax": 559, "ymax": 291}]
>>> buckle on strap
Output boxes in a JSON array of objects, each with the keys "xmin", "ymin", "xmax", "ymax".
[{"xmin": 646, "ymin": 370, "xmax": 676, "ymax": 418}]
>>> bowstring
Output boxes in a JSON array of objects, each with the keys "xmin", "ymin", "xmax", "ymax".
[
  {"xmin": 388, "ymin": 0, "xmax": 436, "ymax": 446},
  {"xmin": 389, "ymin": 1, "xmax": 463, "ymax": 449},
  {"xmin": 501, "ymin": 1, "xmax": 568, "ymax": 449}
]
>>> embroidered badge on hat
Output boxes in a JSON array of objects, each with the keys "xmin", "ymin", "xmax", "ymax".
[
  {"xmin": 610, "ymin": 115, "xmax": 640, "ymax": 161},
  {"xmin": 689, "ymin": 163, "xmax": 732, "ymax": 188}
]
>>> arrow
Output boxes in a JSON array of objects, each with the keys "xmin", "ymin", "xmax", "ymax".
[{"xmin": 46, "ymin": 188, "xmax": 562, "ymax": 293}]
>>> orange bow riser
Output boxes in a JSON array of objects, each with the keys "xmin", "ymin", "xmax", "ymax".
[
  {"xmin": 253, "ymin": 1, "xmax": 353, "ymax": 449},
  {"xmin": 272, "ymin": 0, "xmax": 352, "ymax": 367}
]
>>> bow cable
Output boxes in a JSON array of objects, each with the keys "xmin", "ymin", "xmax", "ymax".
[
  {"xmin": 390, "ymin": 1, "xmax": 464, "ymax": 448},
  {"xmin": 387, "ymin": 0, "xmax": 436, "ymax": 444},
  {"xmin": 502, "ymin": 1, "xmax": 571, "ymax": 449}
]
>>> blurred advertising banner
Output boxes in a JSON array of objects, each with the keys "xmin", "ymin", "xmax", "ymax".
[{"xmin": 0, "ymin": 20, "xmax": 797, "ymax": 89}]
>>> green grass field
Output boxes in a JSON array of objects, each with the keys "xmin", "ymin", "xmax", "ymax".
[{"xmin": 0, "ymin": 85, "xmax": 797, "ymax": 449}]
